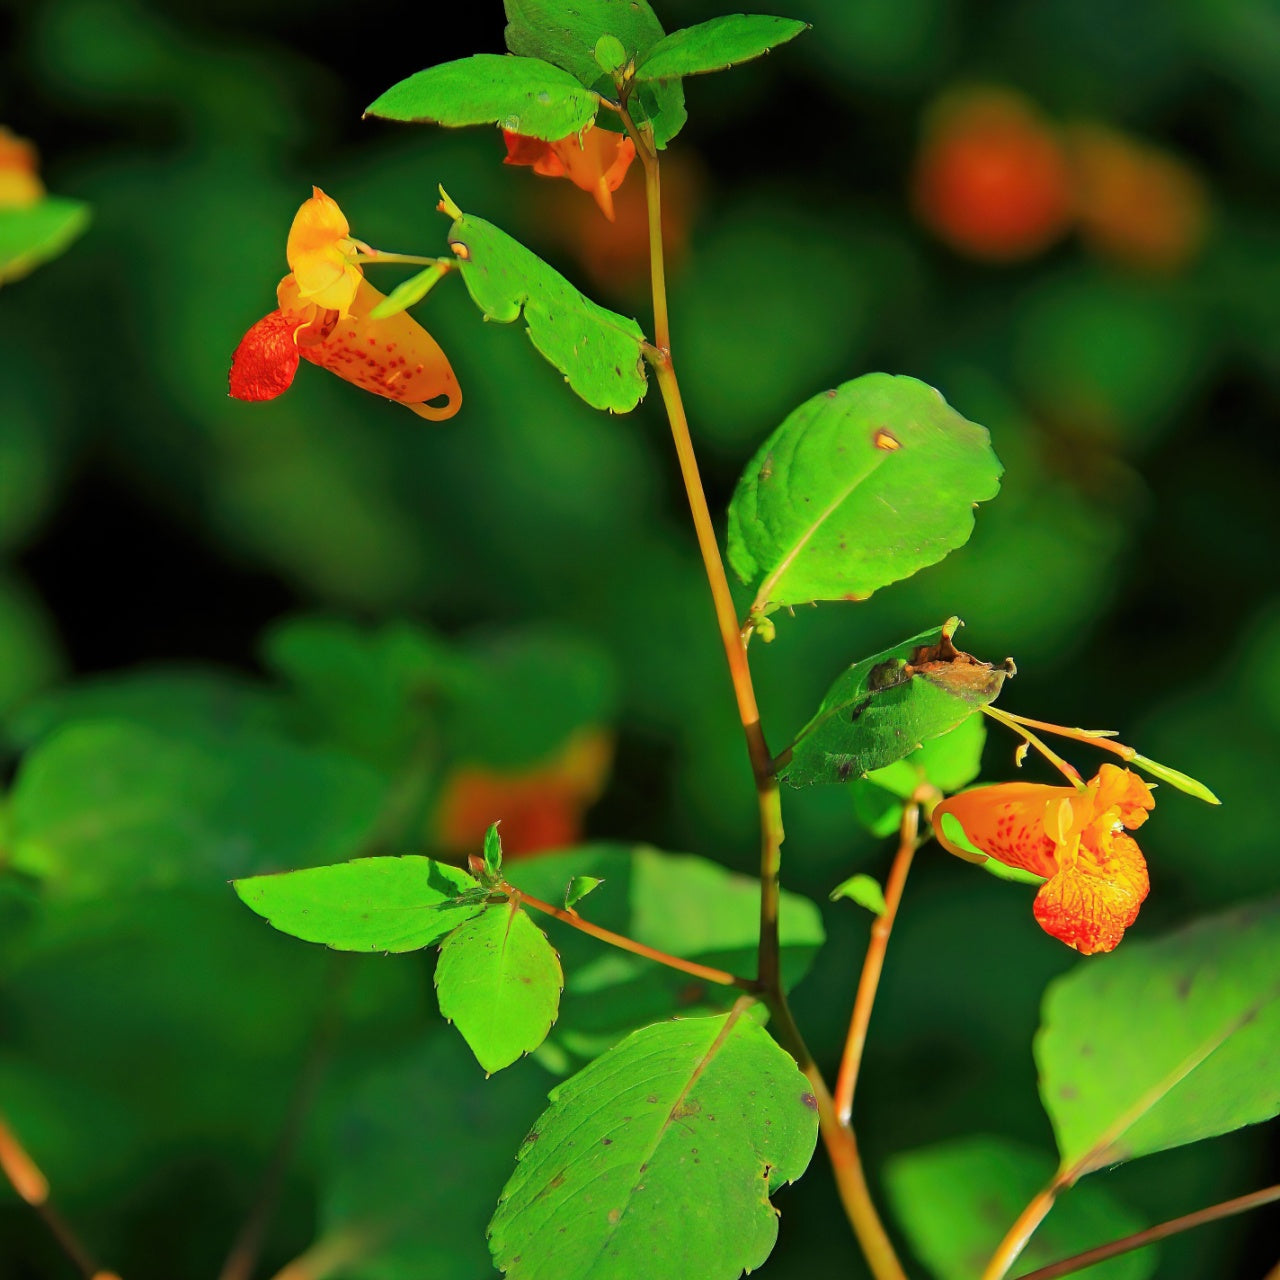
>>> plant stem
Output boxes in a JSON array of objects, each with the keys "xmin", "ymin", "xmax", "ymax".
[
  {"xmin": 216, "ymin": 960, "xmax": 345, "ymax": 1280},
  {"xmin": 834, "ymin": 803, "xmax": 920, "ymax": 1127},
  {"xmin": 510, "ymin": 888, "xmax": 757, "ymax": 990},
  {"xmin": 0, "ymin": 1112, "xmax": 112, "ymax": 1280},
  {"xmin": 1015, "ymin": 1183, "xmax": 1280, "ymax": 1280},
  {"xmin": 766, "ymin": 995, "xmax": 909, "ymax": 1280},
  {"xmin": 619, "ymin": 97, "xmax": 908, "ymax": 1280},
  {"xmin": 266, "ymin": 1226, "xmax": 377, "ymax": 1280},
  {"xmin": 980, "ymin": 1180, "xmax": 1062, "ymax": 1280}
]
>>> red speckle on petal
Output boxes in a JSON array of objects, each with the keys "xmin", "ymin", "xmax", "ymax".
[{"xmin": 229, "ymin": 309, "xmax": 301, "ymax": 401}]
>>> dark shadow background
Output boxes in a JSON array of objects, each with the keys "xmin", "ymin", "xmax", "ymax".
[{"xmin": 1, "ymin": 0, "xmax": 1278, "ymax": 1276}]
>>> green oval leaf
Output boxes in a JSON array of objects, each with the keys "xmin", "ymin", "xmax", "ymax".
[
  {"xmin": 1037, "ymin": 898, "xmax": 1280, "ymax": 1179},
  {"xmin": 635, "ymin": 15, "xmax": 808, "ymax": 81},
  {"xmin": 233, "ymin": 856, "xmax": 484, "ymax": 952},
  {"xmin": 435, "ymin": 903, "xmax": 563, "ymax": 1073},
  {"xmin": 727, "ymin": 373, "xmax": 1003, "ymax": 618},
  {"xmin": 885, "ymin": 1136, "xmax": 1156, "ymax": 1280},
  {"xmin": 488, "ymin": 1010, "xmax": 819, "ymax": 1279},
  {"xmin": 444, "ymin": 202, "xmax": 648, "ymax": 413},
  {"xmin": 830, "ymin": 873, "xmax": 887, "ymax": 916},
  {"xmin": 502, "ymin": 0, "xmax": 686, "ymax": 146},
  {"xmin": 781, "ymin": 620, "xmax": 1012, "ymax": 788},
  {"xmin": 0, "ymin": 197, "xmax": 90, "ymax": 285},
  {"xmin": 365, "ymin": 54, "xmax": 600, "ymax": 141}
]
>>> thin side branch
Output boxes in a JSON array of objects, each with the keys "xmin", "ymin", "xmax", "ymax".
[
  {"xmin": 834, "ymin": 802, "xmax": 921, "ymax": 1126},
  {"xmin": 0, "ymin": 1112, "xmax": 114, "ymax": 1280},
  {"xmin": 511, "ymin": 888, "xmax": 758, "ymax": 990},
  {"xmin": 1016, "ymin": 1183, "xmax": 1280, "ymax": 1280}
]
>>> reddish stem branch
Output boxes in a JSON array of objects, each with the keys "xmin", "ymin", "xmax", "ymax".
[
  {"xmin": 511, "ymin": 889, "xmax": 758, "ymax": 990},
  {"xmin": 834, "ymin": 803, "xmax": 920, "ymax": 1126},
  {"xmin": 1015, "ymin": 1183, "xmax": 1280, "ymax": 1280},
  {"xmin": 0, "ymin": 1113, "xmax": 114, "ymax": 1280}
]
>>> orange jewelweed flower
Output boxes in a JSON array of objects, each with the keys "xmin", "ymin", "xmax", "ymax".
[
  {"xmin": 503, "ymin": 126, "xmax": 637, "ymax": 221},
  {"xmin": 0, "ymin": 127, "xmax": 44, "ymax": 209},
  {"xmin": 932, "ymin": 763, "xmax": 1155, "ymax": 955},
  {"xmin": 229, "ymin": 188, "xmax": 460, "ymax": 420}
]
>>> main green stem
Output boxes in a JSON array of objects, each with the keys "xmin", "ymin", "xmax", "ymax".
[{"xmin": 620, "ymin": 97, "xmax": 906, "ymax": 1280}]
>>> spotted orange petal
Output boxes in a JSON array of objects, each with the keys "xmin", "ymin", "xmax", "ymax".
[
  {"xmin": 932, "ymin": 781, "xmax": 1063, "ymax": 877},
  {"xmin": 280, "ymin": 276, "xmax": 461, "ymax": 420}
]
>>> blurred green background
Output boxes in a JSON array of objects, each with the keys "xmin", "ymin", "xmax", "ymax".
[{"xmin": 1, "ymin": 0, "xmax": 1278, "ymax": 1275}]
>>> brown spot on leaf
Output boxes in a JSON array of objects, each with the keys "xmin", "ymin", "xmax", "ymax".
[
  {"xmin": 1060, "ymin": 1085, "xmax": 1078, "ymax": 1100},
  {"xmin": 448, "ymin": 239, "xmax": 471, "ymax": 260},
  {"xmin": 903, "ymin": 628, "xmax": 1015, "ymax": 705},
  {"xmin": 873, "ymin": 428, "xmax": 901, "ymax": 451},
  {"xmin": 607, "ymin": 1208, "xmax": 621, "ymax": 1225},
  {"xmin": 801, "ymin": 1092, "xmax": 817, "ymax": 1110}
]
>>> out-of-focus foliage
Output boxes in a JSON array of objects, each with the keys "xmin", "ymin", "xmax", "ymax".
[{"xmin": 1, "ymin": 0, "xmax": 1278, "ymax": 1275}]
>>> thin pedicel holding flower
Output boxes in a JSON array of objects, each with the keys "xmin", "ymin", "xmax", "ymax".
[
  {"xmin": 229, "ymin": 188, "xmax": 461, "ymax": 419},
  {"xmin": 932, "ymin": 706, "xmax": 1218, "ymax": 954}
]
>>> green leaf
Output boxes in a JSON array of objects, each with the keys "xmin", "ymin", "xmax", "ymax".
[
  {"xmin": 727, "ymin": 373, "xmax": 1003, "ymax": 617},
  {"xmin": 233, "ymin": 856, "xmax": 483, "ymax": 952},
  {"xmin": 504, "ymin": 846, "xmax": 824, "ymax": 1061},
  {"xmin": 830, "ymin": 873, "xmax": 887, "ymax": 916},
  {"xmin": 635, "ymin": 15, "xmax": 808, "ymax": 81},
  {"xmin": 435, "ymin": 902, "xmax": 563, "ymax": 1073},
  {"xmin": 850, "ymin": 715, "xmax": 987, "ymax": 837},
  {"xmin": 782, "ymin": 620, "xmax": 1012, "ymax": 788},
  {"xmin": 484, "ymin": 822, "xmax": 504, "ymax": 880},
  {"xmin": 885, "ymin": 1136, "xmax": 1156, "ymax": 1280},
  {"xmin": 594, "ymin": 35, "xmax": 628, "ymax": 75},
  {"xmin": 565, "ymin": 874, "xmax": 604, "ymax": 909},
  {"xmin": 488, "ymin": 1011, "xmax": 819, "ymax": 1279},
  {"xmin": 503, "ymin": 0, "xmax": 687, "ymax": 147},
  {"xmin": 1037, "ymin": 898, "xmax": 1280, "ymax": 1178},
  {"xmin": 444, "ymin": 202, "xmax": 648, "ymax": 413},
  {"xmin": 365, "ymin": 55, "xmax": 600, "ymax": 141},
  {"xmin": 0, "ymin": 198, "xmax": 90, "ymax": 284},
  {"xmin": 7, "ymin": 722, "xmax": 385, "ymax": 896}
]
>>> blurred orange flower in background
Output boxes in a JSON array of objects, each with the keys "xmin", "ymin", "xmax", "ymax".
[
  {"xmin": 912, "ymin": 88, "xmax": 1074, "ymax": 262},
  {"xmin": 503, "ymin": 125, "xmax": 637, "ymax": 221},
  {"xmin": 436, "ymin": 730, "xmax": 613, "ymax": 860},
  {"xmin": 1066, "ymin": 123, "xmax": 1209, "ymax": 273},
  {"xmin": 230, "ymin": 187, "xmax": 461, "ymax": 419},
  {"xmin": 0, "ymin": 127, "xmax": 44, "ymax": 208},
  {"xmin": 932, "ymin": 763, "xmax": 1155, "ymax": 954}
]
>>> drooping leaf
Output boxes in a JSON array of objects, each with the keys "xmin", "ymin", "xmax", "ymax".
[
  {"xmin": 365, "ymin": 55, "xmax": 600, "ymax": 140},
  {"xmin": 322, "ymin": 1032, "xmax": 552, "ymax": 1279},
  {"xmin": 6, "ymin": 721, "xmax": 385, "ymax": 896},
  {"xmin": 782, "ymin": 620, "xmax": 1012, "ymax": 788},
  {"xmin": 1037, "ymin": 899, "xmax": 1280, "ymax": 1178},
  {"xmin": 233, "ymin": 857, "xmax": 483, "ymax": 952},
  {"xmin": 444, "ymin": 201, "xmax": 648, "ymax": 413},
  {"xmin": 830, "ymin": 873, "xmax": 887, "ymax": 916},
  {"xmin": 488, "ymin": 1011, "xmax": 819, "ymax": 1279},
  {"xmin": 635, "ymin": 15, "xmax": 808, "ymax": 81},
  {"xmin": 850, "ymin": 714, "xmax": 987, "ymax": 836},
  {"xmin": 502, "ymin": 0, "xmax": 687, "ymax": 147},
  {"xmin": 885, "ymin": 1136, "xmax": 1156, "ymax": 1280},
  {"xmin": 504, "ymin": 845, "xmax": 823, "ymax": 1062},
  {"xmin": 727, "ymin": 373, "xmax": 1003, "ymax": 617},
  {"xmin": 435, "ymin": 902, "xmax": 563, "ymax": 1073},
  {"xmin": 0, "ymin": 198, "xmax": 90, "ymax": 284}
]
